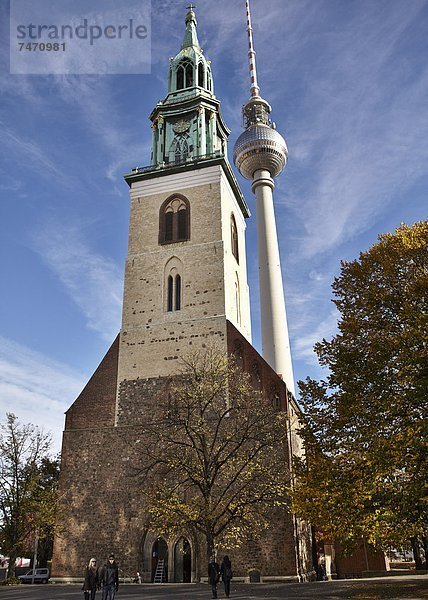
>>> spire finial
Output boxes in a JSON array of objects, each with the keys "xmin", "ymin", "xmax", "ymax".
[
  {"xmin": 246, "ymin": 0, "xmax": 260, "ymax": 98},
  {"xmin": 186, "ymin": 3, "xmax": 196, "ymax": 21},
  {"xmin": 182, "ymin": 3, "xmax": 200, "ymax": 49}
]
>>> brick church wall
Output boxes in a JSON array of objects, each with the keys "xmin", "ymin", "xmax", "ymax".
[
  {"xmin": 64, "ymin": 335, "xmax": 119, "ymax": 431},
  {"xmin": 226, "ymin": 322, "xmax": 288, "ymax": 409},
  {"xmin": 52, "ymin": 321, "xmax": 312, "ymax": 580}
]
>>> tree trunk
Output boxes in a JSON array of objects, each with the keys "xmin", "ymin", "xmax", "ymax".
[
  {"xmin": 7, "ymin": 552, "xmax": 17, "ymax": 579},
  {"xmin": 411, "ymin": 537, "xmax": 424, "ymax": 570},
  {"xmin": 206, "ymin": 529, "xmax": 215, "ymax": 562},
  {"xmin": 311, "ymin": 525, "xmax": 318, "ymax": 574},
  {"xmin": 422, "ymin": 536, "xmax": 428, "ymax": 569}
]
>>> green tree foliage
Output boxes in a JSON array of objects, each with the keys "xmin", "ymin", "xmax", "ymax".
[
  {"xmin": 0, "ymin": 413, "xmax": 61, "ymax": 576},
  {"xmin": 292, "ymin": 222, "xmax": 428, "ymax": 556},
  {"xmin": 133, "ymin": 349, "xmax": 290, "ymax": 559}
]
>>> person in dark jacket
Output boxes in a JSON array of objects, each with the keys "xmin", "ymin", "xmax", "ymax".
[
  {"xmin": 82, "ymin": 558, "xmax": 99, "ymax": 600},
  {"xmin": 220, "ymin": 555, "xmax": 233, "ymax": 598},
  {"xmin": 208, "ymin": 556, "xmax": 220, "ymax": 599},
  {"xmin": 99, "ymin": 554, "xmax": 119, "ymax": 600}
]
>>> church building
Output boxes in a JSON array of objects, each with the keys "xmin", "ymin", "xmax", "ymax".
[{"xmin": 52, "ymin": 6, "xmax": 313, "ymax": 582}]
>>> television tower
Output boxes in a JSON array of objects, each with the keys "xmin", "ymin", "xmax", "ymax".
[{"xmin": 233, "ymin": 0, "xmax": 295, "ymax": 396}]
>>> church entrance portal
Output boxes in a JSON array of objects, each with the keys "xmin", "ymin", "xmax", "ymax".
[
  {"xmin": 151, "ymin": 538, "xmax": 168, "ymax": 583},
  {"xmin": 174, "ymin": 537, "xmax": 191, "ymax": 582}
]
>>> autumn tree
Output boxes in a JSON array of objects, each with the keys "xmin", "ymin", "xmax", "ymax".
[
  {"xmin": 34, "ymin": 455, "xmax": 61, "ymax": 568},
  {"xmin": 133, "ymin": 348, "xmax": 291, "ymax": 560},
  {"xmin": 292, "ymin": 221, "xmax": 428, "ymax": 564},
  {"xmin": 0, "ymin": 413, "xmax": 61, "ymax": 577}
]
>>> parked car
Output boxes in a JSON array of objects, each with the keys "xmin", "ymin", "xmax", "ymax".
[{"xmin": 18, "ymin": 568, "xmax": 50, "ymax": 584}]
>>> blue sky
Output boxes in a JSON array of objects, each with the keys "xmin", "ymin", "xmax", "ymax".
[{"xmin": 1, "ymin": 0, "xmax": 427, "ymax": 453}]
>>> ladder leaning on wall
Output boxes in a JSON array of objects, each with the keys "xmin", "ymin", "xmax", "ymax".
[{"xmin": 153, "ymin": 558, "xmax": 166, "ymax": 583}]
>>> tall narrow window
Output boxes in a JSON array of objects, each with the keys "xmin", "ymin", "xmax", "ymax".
[
  {"xmin": 182, "ymin": 139, "xmax": 188, "ymax": 160},
  {"xmin": 164, "ymin": 257, "xmax": 184, "ymax": 314},
  {"xmin": 159, "ymin": 196, "xmax": 190, "ymax": 245},
  {"xmin": 185, "ymin": 61, "xmax": 193, "ymax": 87},
  {"xmin": 177, "ymin": 67, "xmax": 184, "ymax": 90},
  {"xmin": 167, "ymin": 276, "xmax": 173, "ymax": 312},
  {"xmin": 251, "ymin": 363, "xmax": 262, "ymax": 390},
  {"xmin": 231, "ymin": 214, "xmax": 239, "ymax": 263},
  {"xmin": 165, "ymin": 211, "xmax": 174, "ymax": 242},
  {"xmin": 270, "ymin": 384, "xmax": 281, "ymax": 410},
  {"xmin": 198, "ymin": 62, "xmax": 204, "ymax": 87},
  {"xmin": 177, "ymin": 208, "xmax": 187, "ymax": 240},
  {"xmin": 175, "ymin": 275, "xmax": 181, "ymax": 311},
  {"xmin": 233, "ymin": 340, "xmax": 244, "ymax": 367},
  {"xmin": 235, "ymin": 275, "xmax": 241, "ymax": 325}
]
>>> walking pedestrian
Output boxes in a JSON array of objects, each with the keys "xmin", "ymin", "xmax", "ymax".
[
  {"xmin": 208, "ymin": 555, "xmax": 220, "ymax": 599},
  {"xmin": 220, "ymin": 555, "xmax": 233, "ymax": 598},
  {"xmin": 82, "ymin": 558, "xmax": 99, "ymax": 600},
  {"xmin": 99, "ymin": 554, "xmax": 119, "ymax": 600}
]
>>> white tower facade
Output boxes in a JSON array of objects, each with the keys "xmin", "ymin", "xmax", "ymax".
[{"xmin": 233, "ymin": 0, "xmax": 295, "ymax": 396}]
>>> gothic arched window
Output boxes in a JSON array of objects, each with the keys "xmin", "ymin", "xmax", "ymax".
[
  {"xmin": 269, "ymin": 384, "xmax": 281, "ymax": 411},
  {"xmin": 159, "ymin": 195, "xmax": 190, "ymax": 245},
  {"xmin": 165, "ymin": 257, "xmax": 183, "ymax": 312},
  {"xmin": 233, "ymin": 340, "xmax": 243, "ymax": 367},
  {"xmin": 177, "ymin": 59, "xmax": 193, "ymax": 89},
  {"xmin": 170, "ymin": 135, "xmax": 190, "ymax": 164},
  {"xmin": 231, "ymin": 214, "xmax": 239, "ymax": 263},
  {"xmin": 251, "ymin": 362, "xmax": 262, "ymax": 390}
]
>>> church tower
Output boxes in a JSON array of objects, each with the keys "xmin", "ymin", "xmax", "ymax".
[
  {"xmin": 117, "ymin": 5, "xmax": 252, "ymax": 407},
  {"xmin": 52, "ymin": 6, "xmax": 312, "ymax": 584}
]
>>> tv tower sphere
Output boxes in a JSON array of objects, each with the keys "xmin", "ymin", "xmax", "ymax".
[{"xmin": 233, "ymin": 98, "xmax": 288, "ymax": 180}]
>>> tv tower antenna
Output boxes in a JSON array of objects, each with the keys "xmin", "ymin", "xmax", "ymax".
[{"xmin": 233, "ymin": 0, "xmax": 295, "ymax": 396}]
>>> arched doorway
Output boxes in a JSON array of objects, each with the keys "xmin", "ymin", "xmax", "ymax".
[
  {"xmin": 151, "ymin": 538, "xmax": 168, "ymax": 582},
  {"xmin": 174, "ymin": 537, "xmax": 191, "ymax": 582}
]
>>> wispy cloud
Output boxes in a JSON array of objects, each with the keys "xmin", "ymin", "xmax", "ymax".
[
  {"xmin": 293, "ymin": 309, "xmax": 339, "ymax": 366},
  {"xmin": 196, "ymin": 0, "xmax": 428, "ymax": 262},
  {"xmin": 0, "ymin": 73, "xmax": 146, "ymax": 183},
  {"xmin": 1, "ymin": 125, "xmax": 68, "ymax": 181},
  {"xmin": 32, "ymin": 221, "xmax": 123, "ymax": 341},
  {"xmin": 0, "ymin": 336, "xmax": 85, "ymax": 453},
  {"xmin": 53, "ymin": 76, "xmax": 147, "ymax": 168},
  {"xmin": 229, "ymin": 0, "xmax": 428, "ymax": 389},
  {"xmin": 275, "ymin": 1, "xmax": 428, "ymax": 259}
]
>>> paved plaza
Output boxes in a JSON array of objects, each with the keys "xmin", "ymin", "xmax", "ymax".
[{"xmin": 1, "ymin": 575, "xmax": 427, "ymax": 600}]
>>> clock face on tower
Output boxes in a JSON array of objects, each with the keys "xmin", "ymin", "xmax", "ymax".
[{"xmin": 173, "ymin": 119, "xmax": 191, "ymax": 134}]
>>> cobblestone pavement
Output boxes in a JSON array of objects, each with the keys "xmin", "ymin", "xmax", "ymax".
[{"xmin": 1, "ymin": 575, "xmax": 427, "ymax": 600}]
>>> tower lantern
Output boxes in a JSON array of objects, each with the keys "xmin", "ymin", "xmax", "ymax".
[{"xmin": 233, "ymin": 0, "xmax": 295, "ymax": 396}]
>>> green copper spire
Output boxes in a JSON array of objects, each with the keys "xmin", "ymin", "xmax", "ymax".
[
  {"xmin": 182, "ymin": 4, "xmax": 200, "ymax": 49},
  {"xmin": 125, "ymin": 6, "xmax": 250, "ymax": 220},
  {"xmin": 148, "ymin": 7, "xmax": 231, "ymax": 168}
]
